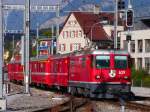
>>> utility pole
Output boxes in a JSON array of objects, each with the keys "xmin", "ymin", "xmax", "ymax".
[
  {"xmin": 36, "ymin": 23, "xmax": 39, "ymax": 58},
  {"xmin": 51, "ymin": 24, "xmax": 54, "ymax": 55},
  {"xmin": 0, "ymin": 0, "xmax": 6, "ymax": 111},
  {"xmin": 25, "ymin": 0, "xmax": 30, "ymax": 94},
  {"xmin": 56, "ymin": 4, "xmax": 60, "ymax": 38},
  {"xmin": 56, "ymin": 3, "xmax": 60, "ymax": 54},
  {"xmin": 0, "ymin": 0, "xmax": 3, "ymax": 99},
  {"xmin": 114, "ymin": 0, "xmax": 118, "ymax": 49}
]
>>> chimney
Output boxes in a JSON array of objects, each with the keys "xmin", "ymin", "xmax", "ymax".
[{"xmin": 93, "ymin": 4, "xmax": 100, "ymax": 14}]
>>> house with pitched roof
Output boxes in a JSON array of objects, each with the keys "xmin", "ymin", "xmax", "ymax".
[{"xmin": 57, "ymin": 12, "xmax": 124, "ymax": 54}]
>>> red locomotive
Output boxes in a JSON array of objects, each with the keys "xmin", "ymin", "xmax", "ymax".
[{"xmin": 7, "ymin": 49, "xmax": 132, "ymax": 98}]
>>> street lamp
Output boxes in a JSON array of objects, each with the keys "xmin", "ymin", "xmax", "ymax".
[{"xmin": 90, "ymin": 22, "xmax": 101, "ymax": 47}]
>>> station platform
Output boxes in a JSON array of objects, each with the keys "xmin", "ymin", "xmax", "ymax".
[{"xmin": 131, "ymin": 87, "xmax": 150, "ymax": 97}]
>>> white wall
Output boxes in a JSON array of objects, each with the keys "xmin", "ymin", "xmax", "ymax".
[
  {"xmin": 57, "ymin": 13, "xmax": 89, "ymax": 54},
  {"xmin": 120, "ymin": 29, "xmax": 150, "ymax": 72}
]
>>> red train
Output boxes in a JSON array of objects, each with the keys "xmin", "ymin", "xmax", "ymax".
[{"xmin": 7, "ymin": 49, "xmax": 132, "ymax": 98}]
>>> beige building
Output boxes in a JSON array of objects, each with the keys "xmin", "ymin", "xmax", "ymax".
[
  {"xmin": 120, "ymin": 29, "xmax": 150, "ymax": 72},
  {"xmin": 57, "ymin": 12, "xmax": 124, "ymax": 54}
]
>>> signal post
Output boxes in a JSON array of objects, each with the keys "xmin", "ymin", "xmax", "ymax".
[{"xmin": 0, "ymin": 0, "xmax": 7, "ymax": 111}]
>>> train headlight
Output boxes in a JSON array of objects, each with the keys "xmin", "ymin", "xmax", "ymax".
[
  {"xmin": 95, "ymin": 75, "xmax": 101, "ymax": 79},
  {"xmin": 124, "ymin": 76, "xmax": 128, "ymax": 79}
]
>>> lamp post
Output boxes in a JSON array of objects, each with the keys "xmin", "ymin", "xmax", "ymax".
[
  {"xmin": 25, "ymin": 0, "xmax": 30, "ymax": 94},
  {"xmin": 36, "ymin": 23, "xmax": 39, "ymax": 58},
  {"xmin": 90, "ymin": 22, "xmax": 101, "ymax": 47},
  {"xmin": 114, "ymin": 0, "xmax": 118, "ymax": 49}
]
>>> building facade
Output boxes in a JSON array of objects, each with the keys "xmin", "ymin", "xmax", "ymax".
[
  {"xmin": 120, "ymin": 29, "xmax": 150, "ymax": 72},
  {"xmin": 57, "ymin": 12, "xmax": 124, "ymax": 54}
]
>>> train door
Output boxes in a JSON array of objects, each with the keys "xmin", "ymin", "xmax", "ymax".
[{"xmin": 79, "ymin": 56, "xmax": 90, "ymax": 82}]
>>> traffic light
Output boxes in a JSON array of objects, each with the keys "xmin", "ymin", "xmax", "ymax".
[
  {"xmin": 118, "ymin": 0, "xmax": 125, "ymax": 10},
  {"xmin": 126, "ymin": 9, "xmax": 134, "ymax": 27}
]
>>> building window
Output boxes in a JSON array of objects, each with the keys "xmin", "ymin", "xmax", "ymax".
[
  {"xmin": 145, "ymin": 58, "xmax": 150, "ymax": 72},
  {"xmin": 59, "ymin": 44, "xmax": 66, "ymax": 51},
  {"xmin": 138, "ymin": 40, "xmax": 143, "ymax": 53},
  {"xmin": 63, "ymin": 31, "xmax": 68, "ymax": 38},
  {"xmin": 145, "ymin": 39, "xmax": 150, "ymax": 52},
  {"xmin": 137, "ymin": 58, "xmax": 142, "ymax": 69},
  {"xmin": 71, "ymin": 31, "xmax": 75, "ymax": 38},
  {"xmin": 70, "ymin": 43, "xmax": 81, "ymax": 51},
  {"xmin": 130, "ymin": 40, "xmax": 135, "ymax": 53},
  {"xmin": 78, "ymin": 30, "xmax": 82, "ymax": 37}
]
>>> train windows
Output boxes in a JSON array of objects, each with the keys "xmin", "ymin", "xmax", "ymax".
[
  {"xmin": 96, "ymin": 56, "xmax": 110, "ymax": 68},
  {"xmin": 115, "ymin": 56, "xmax": 127, "ymax": 69}
]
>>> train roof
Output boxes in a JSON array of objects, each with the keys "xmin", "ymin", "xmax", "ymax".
[
  {"xmin": 30, "ymin": 55, "xmax": 50, "ymax": 61},
  {"xmin": 70, "ymin": 49, "xmax": 129, "ymax": 56},
  {"xmin": 91, "ymin": 49, "xmax": 129, "ymax": 55}
]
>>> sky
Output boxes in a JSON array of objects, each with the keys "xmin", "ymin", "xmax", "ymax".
[{"xmin": 3, "ymin": 0, "xmax": 150, "ymax": 30}]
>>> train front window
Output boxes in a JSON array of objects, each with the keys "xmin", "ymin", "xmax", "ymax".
[
  {"xmin": 96, "ymin": 56, "xmax": 110, "ymax": 68},
  {"xmin": 115, "ymin": 56, "xmax": 127, "ymax": 69}
]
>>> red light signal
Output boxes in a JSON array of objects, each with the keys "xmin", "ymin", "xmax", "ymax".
[{"xmin": 126, "ymin": 9, "xmax": 134, "ymax": 27}]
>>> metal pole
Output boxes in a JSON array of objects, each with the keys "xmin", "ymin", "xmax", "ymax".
[
  {"xmin": 25, "ymin": 0, "xmax": 30, "ymax": 94},
  {"xmin": 56, "ymin": 5, "xmax": 60, "ymax": 38},
  {"xmin": 12, "ymin": 35, "xmax": 14, "ymax": 55},
  {"xmin": 51, "ymin": 24, "xmax": 54, "ymax": 55},
  {"xmin": 114, "ymin": 0, "xmax": 118, "ymax": 49},
  {"xmin": 0, "ymin": 0, "xmax": 6, "ymax": 111},
  {"xmin": 56, "ymin": 4, "xmax": 60, "ymax": 54},
  {"xmin": 90, "ymin": 22, "xmax": 100, "ymax": 47},
  {"xmin": 0, "ymin": 0, "xmax": 3, "ymax": 99},
  {"xmin": 21, "ymin": 35, "xmax": 25, "ymax": 66},
  {"xmin": 119, "ymin": 97, "xmax": 125, "ymax": 112},
  {"xmin": 36, "ymin": 23, "xmax": 39, "ymax": 58}
]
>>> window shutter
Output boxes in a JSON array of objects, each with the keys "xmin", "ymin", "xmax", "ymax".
[
  {"xmin": 70, "ymin": 44, "xmax": 72, "ymax": 51},
  {"xmin": 64, "ymin": 44, "xmax": 66, "ymax": 51},
  {"xmin": 76, "ymin": 31, "xmax": 78, "ymax": 37},
  {"xmin": 59, "ymin": 44, "xmax": 61, "ymax": 51},
  {"xmin": 79, "ymin": 43, "xmax": 81, "ymax": 50}
]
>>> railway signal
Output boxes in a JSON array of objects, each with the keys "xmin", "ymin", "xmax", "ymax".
[
  {"xmin": 126, "ymin": 9, "xmax": 134, "ymax": 27},
  {"xmin": 118, "ymin": 0, "xmax": 125, "ymax": 10}
]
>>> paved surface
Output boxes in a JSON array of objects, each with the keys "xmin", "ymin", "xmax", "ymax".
[
  {"xmin": 3, "ymin": 83, "xmax": 150, "ymax": 112},
  {"xmin": 131, "ymin": 87, "xmax": 150, "ymax": 97},
  {"xmin": 4, "ymin": 83, "xmax": 69, "ymax": 112}
]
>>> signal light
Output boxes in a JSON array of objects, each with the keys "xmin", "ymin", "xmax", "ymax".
[
  {"xmin": 126, "ymin": 9, "xmax": 134, "ymax": 27},
  {"xmin": 118, "ymin": 0, "xmax": 125, "ymax": 10}
]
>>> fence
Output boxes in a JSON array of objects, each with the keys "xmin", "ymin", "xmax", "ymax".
[{"xmin": 132, "ymin": 79, "xmax": 150, "ymax": 88}]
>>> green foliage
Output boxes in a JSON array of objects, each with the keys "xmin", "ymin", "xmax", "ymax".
[
  {"xmin": 131, "ymin": 67, "xmax": 150, "ymax": 87},
  {"xmin": 143, "ymin": 77, "xmax": 150, "ymax": 87},
  {"xmin": 40, "ymin": 28, "xmax": 52, "ymax": 38},
  {"xmin": 31, "ymin": 49, "xmax": 37, "ymax": 57},
  {"xmin": 131, "ymin": 68, "xmax": 145, "ymax": 80}
]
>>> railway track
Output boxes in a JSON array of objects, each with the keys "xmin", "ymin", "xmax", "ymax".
[
  {"xmin": 7, "ymin": 82, "xmax": 150, "ymax": 112},
  {"xmin": 126, "ymin": 101, "xmax": 150, "ymax": 112},
  {"xmin": 97, "ymin": 98, "xmax": 150, "ymax": 112},
  {"xmin": 34, "ymin": 96, "xmax": 90, "ymax": 112}
]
